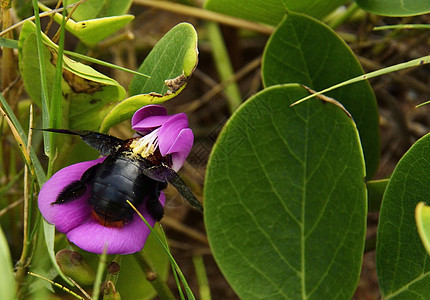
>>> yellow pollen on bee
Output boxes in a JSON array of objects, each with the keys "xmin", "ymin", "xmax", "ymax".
[{"xmin": 130, "ymin": 129, "xmax": 160, "ymax": 158}]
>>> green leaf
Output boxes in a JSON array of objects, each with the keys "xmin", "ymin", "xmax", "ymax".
[
  {"xmin": 0, "ymin": 37, "xmax": 18, "ymax": 49},
  {"xmin": 39, "ymin": 3, "xmax": 134, "ymax": 46},
  {"xmin": 204, "ymin": 84, "xmax": 367, "ymax": 299},
  {"xmin": 99, "ymin": 92, "xmax": 182, "ymax": 133},
  {"xmin": 129, "ymin": 22, "xmax": 198, "ymax": 96},
  {"xmin": 204, "ymin": 0, "xmax": 347, "ymax": 26},
  {"xmin": 205, "ymin": 0, "xmax": 286, "ymax": 26},
  {"xmin": 262, "ymin": 12, "xmax": 380, "ymax": 178},
  {"xmin": 367, "ymin": 179, "xmax": 388, "ymax": 212},
  {"xmin": 281, "ymin": 0, "xmax": 348, "ymax": 20},
  {"xmin": 57, "ymin": 14, "xmax": 134, "ymax": 47},
  {"xmin": 376, "ymin": 133, "xmax": 430, "ymax": 298},
  {"xmin": 18, "ymin": 21, "xmax": 126, "ymax": 130},
  {"xmin": 416, "ymin": 202, "xmax": 430, "ymax": 256},
  {"xmin": 64, "ymin": 0, "xmax": 133, "ymax": 21},
  {"xmin": 116, "ymin": 230, "xmax": 170, "ymax": 300},
  {"xmin": 0, "ymin": 226, "xmax": 15, "ymax": 300},
  {"xmin": 101, "ymin": 22, "xmax": 198, "ymax": 132},
  {"xmin": 356, "ymin": 0, "xmax": 430, "ymax": 16}
]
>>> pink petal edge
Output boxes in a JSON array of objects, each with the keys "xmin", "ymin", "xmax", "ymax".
[
  {"xmin": 38, "ymin": 158, "xmax": 106, "ymax": 233},
  {"xmin": 132, "ymin": 105, "xmax": 167, "ymax": 128}
]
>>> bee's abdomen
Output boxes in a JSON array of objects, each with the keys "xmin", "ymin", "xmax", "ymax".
[{"xmin": 89, "ymin": 156, "xmax": 156, "ymax": 226}]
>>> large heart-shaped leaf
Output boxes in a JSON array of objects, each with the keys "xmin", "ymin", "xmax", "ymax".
[
  {"xmin": 100, "ymin": 22, "xmax": 198, "ymax": 132},
  {"xmin": 376, "ymin": 133, "xmax": 430, "ymax": 298},
  {"xmin": 262, "ymin": 12, "xmax": 380, "ymax": 178},
  {"xmin": 205, "ymin": 84, "xmax": 367, "ymax": 299},
  {"xmin": 204, "ymin": 0, "xmax": 347, "ymax": 26},
  {"xmin": 356, "ymin": 0, "xmax": 430, "ymax": 16}
]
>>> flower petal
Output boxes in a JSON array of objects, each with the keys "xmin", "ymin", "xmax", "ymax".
[
  {"xmin": 158, "ymin": 113, "xmax": 190, "ymax": 156},
  {"xmin": 38, "ymin": 158, "xmax": 106, "ymax": 233},
  {"xmin": 66, "ymin": 193, "xmax": 166, "ymax": 254},
  {"xmin": 169, "ymin": 129, "xmax": 194, "ymax": 171},
  {"xmin": 131, "ymin": 105, "xmax": 167, "ymax": 129},
  {"xmin": 132, "ymin": 115, "xmax": 173, "ymax": 134}
]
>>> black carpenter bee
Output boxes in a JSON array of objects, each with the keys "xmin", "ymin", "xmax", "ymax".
[{"xmin": 42, "ymin": 129, "xmax": 203, "ymax": 228}]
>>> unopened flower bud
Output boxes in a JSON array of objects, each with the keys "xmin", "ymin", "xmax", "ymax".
[{"xmin": 56, "ymin": 249, "xmax": 96, "ymax": 285}]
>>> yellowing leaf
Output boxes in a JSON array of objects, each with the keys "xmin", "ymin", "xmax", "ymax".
[
  {"xmin": 101, "ymin": 23, "xmax": 198, "ymax": 132},
  {"xmin": 416, "ymin": 202, "xmax": 430, "ymax": 255},
  {"xmin": 39, "ymin": 3, "xmax": 134, "ymax": 46},
  {"xmin": 18, "ymin": 21, "xmax": 125, "ymax": 130}
]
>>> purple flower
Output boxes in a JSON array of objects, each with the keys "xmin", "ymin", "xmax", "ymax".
[
  {"xmin": 38, "ymin": 105, "xmax": 194, "ymax": 254},
  {"xmin": 132, "ymin": 105, "xmax": 193, "ymax": 171}
]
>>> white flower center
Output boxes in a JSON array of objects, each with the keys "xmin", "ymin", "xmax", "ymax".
[{"xmin": 130, "ymin": 128, "xmax": 160, "ymax": 158}]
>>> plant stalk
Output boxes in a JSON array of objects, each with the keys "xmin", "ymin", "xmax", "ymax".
[
  {"xmin": 134, "ymin": 0, "xmax": 274, "ymax": 35},
  {"xmin": 134, "ymin": 251, "xmax": 176, "ymax": 300}
]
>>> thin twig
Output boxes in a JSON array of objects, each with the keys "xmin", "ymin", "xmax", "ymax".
[
  {"xmin": 0, "ymin": 2, "xmax": 81, "ymax": 36},
  {"xmin": 44, "ymin": 0, "xmax": 63, "ymax": 35},
  {"xmin": 134, "ymin": 0, "xmax": 274, "ymax": 35},
  {"xmin": 15, "ymin": 105, "xmax": 34, "ymax": 288},
  {"xmin": 27, "ymin": 272, "xmax": 85, "ymax": 300},
  {"xmin": 67, "ymin": 277, "xmax": 91, "ymax": 300},
  {"xmin": 0, "ymin": 198, "xmax": 23, "ymax": 217}
]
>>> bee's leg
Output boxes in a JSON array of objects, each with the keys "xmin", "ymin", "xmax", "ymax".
[
  {"xmin": 52, "ymin": 180, "xmax": 87, "ymax": 205},
  {"xmin": 145, "ymin": 182, "xmax": 165, "ymax": 221},
  {"xmin": 51, "ymin": 163, "xmax": 100, "ymax": 205}
]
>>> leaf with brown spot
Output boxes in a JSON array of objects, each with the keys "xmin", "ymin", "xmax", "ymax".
[
  {"xmin": 101, "ymin": 23, "xmax": 198, "ymax": 132},
  {"xmin": 18, "ymin": 21, "xmax": 125, "ymax": 130}
]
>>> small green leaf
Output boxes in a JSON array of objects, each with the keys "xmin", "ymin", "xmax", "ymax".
[
  {"xmin": 101, "ymin": 22, "xmax": 198, "ymax": 132},
  {"xmin": 262, "ymin": 12, "xmax": 380, "ymax": 178},
  {"xmin": 376, "ymin": 133, "xmax": 430, "ymax": 298},
  {"xmin": 19, "ymin": 21, "xmax": 126, "ymax": 130},
  {"xmin": 204, "ymin": 0, "xmax": 347, "ymax": 26},
  {"xmin": 99, "ymin": 91, "xmax": 183, "ymax": 133},
  {"xmin": 0, "ymin": 37, "xmax": 18, "ymax": 49},
  {"xmin": 0, "ymin": 226, "xmax": 15, "ymax": 300},
  {"xmin": 416, "ymin": 202, "xmax": 430, "ymax": 256},
  {"xmin": 57, "ymin": 14, "xmax": 134, "ymax": 47},
  {"xmin": 356, "ymin": 0, "xmax": 430, "ymax": 16},
  {"xmin": 39, "ymin": 3, "xmax": 134, "ymax": 46},
  {"xmin": 205, "ymin": 84, "xmax": 367, "ymax": 299},
  {"xmin": 116, "ymin": 229, "xmax": 170, "ymax": 300},
  {"xmin": 129, "ymin": 22, "xmax": 198, "ymax": 96},
  {"xmin": 55, "ymin": 250, "xmax": 96, "ymax": 286},
  {"xmin": 64, "ymin": 0, "xmax": 133, "ymax": 21}
]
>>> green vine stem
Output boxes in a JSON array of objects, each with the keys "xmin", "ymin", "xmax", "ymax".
[
  {"xmin": 206, "ymin": 21, "xmax": 242, "ymax": 113},
  {"xmin": 133, "ymin": 251, "xmax": 176, "ymax": 300}
]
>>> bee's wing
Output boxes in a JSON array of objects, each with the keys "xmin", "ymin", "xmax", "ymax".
[
  {"xmin": 38, "ymin": 129, "xmax": 124, "ymax": 156},
  {"xmin": 141, "ymin": 164, "xmax": 203, "ymax": 212},
  {"xmin": 167, "ymin": 170, "xmax": 203, "ymax": 212}
]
